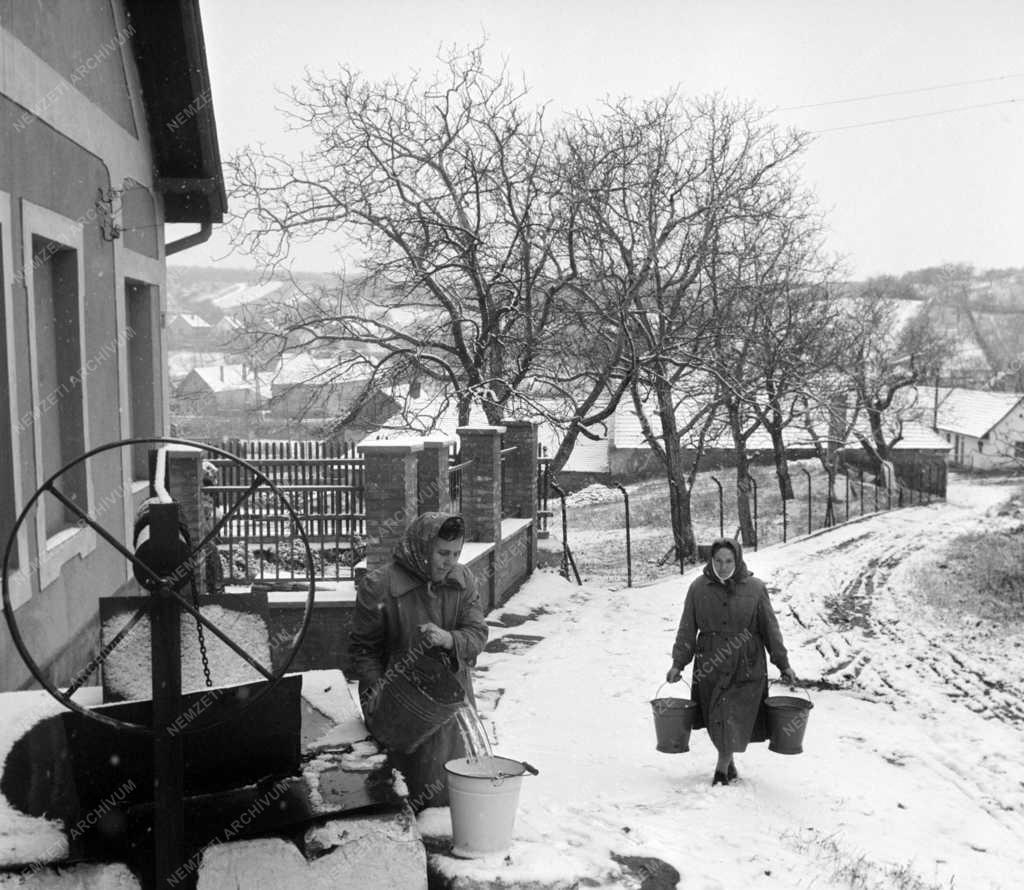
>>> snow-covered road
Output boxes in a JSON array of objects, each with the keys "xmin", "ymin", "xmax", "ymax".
[{"xmin": 425, "ymin": 475, "xmax": 1024, "ymax": 889}]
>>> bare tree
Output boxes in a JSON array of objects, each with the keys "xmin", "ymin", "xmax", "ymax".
[
  {"xmin": 845, "ymin": 277, "xmax": 952, "ymax": 472},
  {"xmin": 564, "ymin": 93, "xmax": 813, "ymax": 563},
  {"xmin": 227, "ymin": 46, "xmax": 578, "ymax": 427}
]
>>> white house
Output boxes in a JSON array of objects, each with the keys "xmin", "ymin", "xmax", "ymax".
[{"xmin": 934, "ymin": 387, "xmax": 1024, "ymax": 469}]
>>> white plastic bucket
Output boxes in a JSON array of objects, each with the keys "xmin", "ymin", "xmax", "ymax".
[{"xmin": 445, "ymin": 756, "xmax": 526, "ymax": 858}]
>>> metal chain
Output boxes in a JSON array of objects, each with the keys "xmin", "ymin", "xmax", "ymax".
[{"xmin": 190, "ymin": 574, "xmax": 213, "ymax": 688}]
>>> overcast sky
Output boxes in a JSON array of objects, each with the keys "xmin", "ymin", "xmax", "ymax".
[{"xmin": 169, "ymin": 0, "xmax": 1024, "ymax": 280}]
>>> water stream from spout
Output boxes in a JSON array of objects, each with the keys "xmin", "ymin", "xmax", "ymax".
[{"xmin": 455, "ymin": 705, "xmax": 493, "ymax": 763}]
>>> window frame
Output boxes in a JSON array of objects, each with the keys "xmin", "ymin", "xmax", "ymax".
[
  {"xmin": 21, "ymin": 200, "xmax": 95, "ymax": 589},
  {"xmin": 1, "ymin": 191, "xmax": 31, "ymax": 608}
]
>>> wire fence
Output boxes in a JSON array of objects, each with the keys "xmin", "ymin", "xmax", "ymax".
[{"xmin": 540, "ymin": 460, "xmax": 947, "ymax": 588}]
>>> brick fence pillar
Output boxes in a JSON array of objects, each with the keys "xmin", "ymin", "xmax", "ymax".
[
  {"xmin": 456, "ymin": 425, "xmax": 505, "ymax": 543},
  {"xmin": 358, "ymin": 440, "xmax": 423, "ymax": 572},
  {"xmin": 417, "ymin": 437, "xmax": 454, "ymax": 514},
  {"xmin": 500, "ymin": 421, "xmax": 538, "ymax": 521},
  {"xmin": 160, "ymin": 444, "xmax": 207, "ymax": 594}
]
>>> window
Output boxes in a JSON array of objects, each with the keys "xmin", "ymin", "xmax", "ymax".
[
  {"xmin": 1014, "ymin": 442, "xmax": 1024, "ymax": 460},
  {"xmin": 125, "ymin": 279, "xmax": 157, "ymax": 479},
  {"xmin": 22, "ymin": 201, "xmax": 94, "ymax": 588},
  {"xmin": 32, "ymin": 235, "xmax": 88, "ymax": 535},
  {"xmin": 977, "ymin": 440, "xmax": 983, "ymax": 453}
]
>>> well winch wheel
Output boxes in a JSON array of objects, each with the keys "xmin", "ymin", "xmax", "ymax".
[{"xmin": 1, "ymin": 436, "xmax": 316, "ymax": 736}]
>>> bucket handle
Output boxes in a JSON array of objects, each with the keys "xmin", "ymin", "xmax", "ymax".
[
  {"xmin": 768, "ymin": 679, "xmax": 812, "ymax": 703},
  {"xmin": 491, "ymin": 761, "xmax": 539, "ymax": 785},
  {"xmin": 653, "ymin": 680, "xmax": 691, "ymax": 701}
]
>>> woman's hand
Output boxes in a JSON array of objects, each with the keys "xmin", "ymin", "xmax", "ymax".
[
  {"xmin": 665, "ymin": 665, "xmax": 682, "ymax": 683},
  {"xmin": 781, "ymin": 668, "xmax": 798, "ymax": 686},
  {"xmin": 419, "ymin": 623, "xmax": 454, "ymax": 650}
]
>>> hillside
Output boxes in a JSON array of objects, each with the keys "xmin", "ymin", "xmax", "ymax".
[{"xmin": 165, "ymin": 265, "xmax": 341, "ymax": 319}]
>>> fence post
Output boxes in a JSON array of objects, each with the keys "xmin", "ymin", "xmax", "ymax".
[
  {"xmin": 502, "ymin": 420, "xmax": 539, "ymax": 578},
  {"xmin": 710, "ymin": 475, "xmax": 724, "ymax": 539},
  {"xmin": 536, "ymin": 448, "xmax": 551, "ymax": 539},
  {"xmin": 417, "ymin": 436, "xmax": 454, "ymax": 514},
  {"xmin": 456, "ymin": 425, "xmax": 506, "ymax": 544},
  {"xmin": 844, "ymin": 470, "xmax": 850, "ymax": 522},
  {"xmin": 782, "ymin": 492, "xmax": 788, "ymax": 543},
  {"xmin": 750, "ymin": 476, "xmax": 759, "ymax": 550},
  {"xmin": 615, "ymin": 483, "xmax": 632, "ymax": 588},
  {"xmin": 551, "ymin": 481, "xmax": 582, "ymax": 585},
  {"xmin": 858, "ymin": 467, "xmax": 865, "ymax": 515},
  {"xmin": 357, "ymin": 439, "xmax": 423, "ymax": 572},
  {"xmin": 796, "ymin": 466, "xmax": 812, "ymax": 534}
]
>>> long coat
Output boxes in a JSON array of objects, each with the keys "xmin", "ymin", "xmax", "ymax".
[
  {"xmin": 348, "ymin": 515, "xmax": 488, "ymax": 810},
  {"xmin": 671, "ymin": 540, "xmax": 791, "ymax": 753}
]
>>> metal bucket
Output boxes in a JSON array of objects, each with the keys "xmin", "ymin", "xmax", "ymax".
[
  {"xmin": 765, "ymin": 685, "xmax": 813, "ymax": 755},
  {"xmin": 445, "ymin": 756, "xmax": 532, "ymax": 858},
  {"xmin": 650, "ymin": 682, "xmax": 698, "ymax": 753},
  {"xmin": 365, "ymin": 650, "xmax": 465, "ymax": 754}
]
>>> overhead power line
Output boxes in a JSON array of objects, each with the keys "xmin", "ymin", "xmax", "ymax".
[
  {"xmin": 812, "ymin": 97, "xmax": 1020, "ymax": 134},
  {"xmin": 778, "ymin": 72, "xmax": 1024, "ymax": 111}
]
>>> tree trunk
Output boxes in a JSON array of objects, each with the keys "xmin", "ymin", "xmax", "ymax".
[
  {"xmin": 768, "ymin": 424, "xmax": 794, "ymax": 500},
  {"xmin": 824, "ymin": 465, "xmax": 837, "ymax": 527},
  {"xmin": 655, "ymin": 382, "xmax": 696, "ymax": 568},
  {"xmin": 726, "ymin": 401, "xmax": 756, "ymax": 547},
  {"xmin": 457, "ymin": 392, "xmax": 472, "ymax": 428}
]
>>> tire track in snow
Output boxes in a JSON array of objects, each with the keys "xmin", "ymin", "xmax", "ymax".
[{"xmin": 764, "ymin": 497, "xmax": 1024, "ymax": 836}]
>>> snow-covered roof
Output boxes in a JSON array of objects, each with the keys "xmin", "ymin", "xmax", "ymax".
[
  {"xmin": 934, "ymin": 387, "xmax": 1024, "ymax": 438},
  {"xmin": 890, "ymin": 420, "xmax": 952, "ymax": 451},
  {"xmin": 170, "ymin": 312, "xmax": 211, "ymax": 328},
  {"xmin": 213, "ymin": 315, "xmax": 245, "ymax": 330},
  {"xmin": 167, "ymin": 350, "xmax": 226, "ymax": 382},
  {"xmin": 268, "ymin": 354, "xmax": 371, "ymax": 387},
  {"xmin": 183, "ymin": 364, "xmax": 267, "ymax": 396}
]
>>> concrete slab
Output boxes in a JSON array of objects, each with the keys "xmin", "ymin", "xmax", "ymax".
[
  {"xmin": 191, "ymin": 809, "xmax": 428, "ymax": 890},
  {"xmin": 0, "ymin": 863, "xmax": 140, "ymax": 889}
]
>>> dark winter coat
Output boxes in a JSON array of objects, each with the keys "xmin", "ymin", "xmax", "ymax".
[
  {"xmin": 671, "ymin": 538, "xmax": 791, "ymax": 753},
  {"xmin": 348, "ymin": 513, "xmax": 488, "ymax": 808}
]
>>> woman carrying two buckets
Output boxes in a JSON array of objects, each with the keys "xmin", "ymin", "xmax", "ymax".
[{"xmin": 664, "ymin": 538, "xmax": 803, "ymax": 785}]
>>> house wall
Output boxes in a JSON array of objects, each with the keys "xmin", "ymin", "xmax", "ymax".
[
  {"xmin": 941, "ymin": 405, "xmax": 1024, "ymax": 470},
  {"xmin": 602, "ymin": 444, "xmax": 819, "ymax": 487},
  {"xmin": 0, "ymin": 2, "xmax": 168, "ymax": 691}
]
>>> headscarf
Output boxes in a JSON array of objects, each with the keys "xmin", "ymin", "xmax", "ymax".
[
  {"xmin": 392, "ymin": 512, "xmax": 460, "ymax": 583},
  {"xmin": 702, "ymin": 537, "xmax": 751, "ymax": 586}
]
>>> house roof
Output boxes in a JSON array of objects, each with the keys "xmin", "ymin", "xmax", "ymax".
[
  {"xmin": 170, "ymin": 313, "xmax": 211, "ymax": 328},
  {"xmin": 889, "ymin": 421, "xmax": 952, "ymax": 451},
  {"xmin": 933, "ymin": 387, "xmax": 1024, "ymax": 438},
  {"xmin": 269, "ymin": 354, "xmax": 371, "ymax": 387},
  {"xmin": 124, "ymin": 0, "xmax": 226, "ymax": 223},
  {"xmin": 180, "ymin": 364, "xmax": 267, "ymax": 397}
]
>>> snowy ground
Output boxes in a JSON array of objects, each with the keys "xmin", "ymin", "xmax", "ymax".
[{"xmin": 423, "ymin": 474, "xmax": 1024, "ymax": 889}]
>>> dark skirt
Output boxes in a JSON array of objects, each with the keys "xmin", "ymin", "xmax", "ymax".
[{"xmin": 387, "ymin": 718, "xmax": 466, "ymax": 811}]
